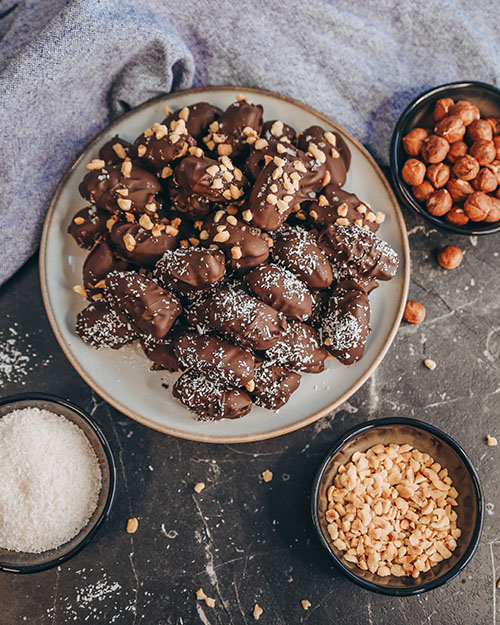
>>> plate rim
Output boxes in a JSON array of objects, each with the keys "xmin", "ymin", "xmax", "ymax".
[{"xmin": 39, "ymin": 85, "xmax": 410, "ymax": 444}]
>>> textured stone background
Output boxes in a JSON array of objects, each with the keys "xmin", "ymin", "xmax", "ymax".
[{"xmin": 0, "ymin": 206, "xmax": 499, "ymax": 624}]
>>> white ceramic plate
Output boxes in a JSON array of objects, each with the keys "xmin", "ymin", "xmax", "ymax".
[{"xmin": 40, "ymin": 86, "xmax": 409, "ymax": 443}]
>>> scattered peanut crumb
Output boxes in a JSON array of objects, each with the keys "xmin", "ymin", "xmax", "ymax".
[
  {"xmin": 301, "ymin": 599, "xmax": 311, "ymax": 610},
  {"xmin": 497, "ymin": 578, "xmax": 500, "ymax": 588},
  {"xmin": 126, "ymin": 518, "xmax": 138, "ymax": 534},
  {"xmin": 424, "ymin": 359, "xmax": 437, "ymax": 371},
  {"xmin": 261, "ymin": 470, "xmax": 273, "ymax": 483},
  {"xmin": 253, "ymin": 604, "xmax": 263, "ymax": 620},
  {"xmin": 487, "ymin": 435, "xmax": 498, "ymax": 447},
  {"xmin": 205, "ymin": 597, "xmax": 216, "ymax": 608},
  {"xmin": 194, "ymin": 482, "xmax": 206, "ymax": 493},
  {"xmin": 196, "ymin": 588, "xmax": 207, "ymax": 601}
]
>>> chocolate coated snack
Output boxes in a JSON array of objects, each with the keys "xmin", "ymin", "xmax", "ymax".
[
  {"xmin": 173, "ymin": 370, "xmax": 252, "ymax": 420},
  {"xmin": 244, "ymin": 263, "xmax": 313, "ymax": 321},
  {"xmin": 140, "ymin": 333, "xmax": 181, "ymax": 371},
  {"xmin": 250, "ymin": 361, "xmax": 301, "ymax": 410},
  {"xmin": 154, "ymin": 247, "xmax": 226, "ymax": 294},
  {"xmin": 133, "ymin": 119, "xmax": 196, "ymax": 170},
  {"xmin": 297, "ymin": 125, "xmax": 350, "ymax": 186},
  {"xmin": 265, "ymin": 320, "xmax": 327, "ymax": 373},
  {"xmin": 186, "ymin": 285, "xmax": 287, "ymax": 350},
  {"xmin": 98, "ymin": 136, "xmax": 133, "ymax": 165},
  {"xmin": 83, "ymin": 239, "xmax": 128, "ymax": 290},
  {"xmin": 272, "ymin": 225, "xmax": 333, "ymax": 289},
  {"xmin": 164, "ymin": 102, "xmax": 222, "ymax": 140},
  {"xmin": 201, "ymin": 211, "xmax": 269, "ymax": 272},
  {"xmin": 109, "ymin": 220, "xmax": 178, "ymax": 266},
  {"xmin": 76, "ymin": 296, "xmax": 137, "ymax": 349},
  {"xmin": 79, "ymin": 162, "xmax": 161, "ymax": 215},
  {"xmin": 68, "ymin": 206, "xmax": 108, "ymax": 249},
  {"xmin": 106, "ymin": 271, "xmax": 181, "ymax": 339},
  {"xmin": 174, "ymin": 332, "xmax": 254, "ymax": 386},
  {"xmin": 318, "ymin": 223, "xmax": 399, "ymax": 281},
  {"xmin": 245, "ymin": 119, "xmax": 296, "ymax": 180},
  {"xmin": 321, "ymin": 279, "xmax": 370, "ymax": 365}
]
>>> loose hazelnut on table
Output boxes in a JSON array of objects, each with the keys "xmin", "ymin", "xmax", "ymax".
[
  {"xmin": 412, "ymin": 180, "xmax": 434, "ymax": 202},
  {"xmin": 446, "ymin": 206, "xmax": 469, "ymax": 226},
  {"xmin": 402, "ymin": 158, "xmax": 426, "ymax": 185},
  {"xmin": 473, "ymin": 168, "xmax": 498, "ymax": 193},
  {"xmin": 447, "ymin": 178, "xmax": 474, "ymax": 203},
  {"xmin": 447, "ymin": 140, "xmax": 468, "ymax": 163},
  {"xmin": 426, "ymin": 162, "xmax": 450, "ymax": 188},
  {"xmin": 426, "ymin": 188, "xmax": 452, "ymax": 216},
  {"xmin": 452, "ymin": 155, "xmax": 480, "ymax": 181},
  {"xmin": 437, "ymin": 245, "xmax": 463, "ymax": 269},
  {"xmin": 403, "ymin": 300, "xmax": 426, "ymax": 324},
  {"xmin": 434, "ymin": 115, "xmax": 465, "ymax": 143},
  {"xmin": 464, "ymin": 191, "xmax": 492, "ymax": 221},
  {"xmin": 467, "ymin": 119, "xmax": 493, "ymax": 143},
  {"xmin": 421, "ymin": 135, "xmax": 450, "ymax": 163},
  {"xmin": 433, "ymin": 97, "xmax": 455, "ymax": 121},
  {"xmin": 402, "ymin": 128, "xmax": 429, "ymax": 156},
  {"xmin": 469, "ymin": 139, "xmax": 496, "ymax": 165},
  {"xmin": 450, "ymin": 100, "xmax": 480, "ymax": 126}
]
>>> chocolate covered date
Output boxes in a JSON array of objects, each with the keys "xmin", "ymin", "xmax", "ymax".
[
  {"xmin": 307, "ymin": 183, "xmax": 380, "ymax": 232},
  {"xmin": 164, "ymin": 102, "xmax": 222, "ymax": 140},
  {"xmin": 68, "ymin": 206, "xmax": 108, "ymax": 249},
  {"xmin": 173, "ymin": 370, "xmax": 252, "ymax": 420},
  {"xmin": 98, "ymin": 136, "xmax": 133, "ymax": 165},
  {"xmin": 265, "ymin": 320, "xmax": 327, "ymax": 373},
  {"xmin": 174, "ymin": 332, "xmax": 254, "ymax": 386},
  {"xmin": 109, "ymin": 219, "xmax": 178, "ymax": 266},
  {"xmin": 245, "ymin": 119, "xmax": 296, "ymax": 180},
  {"xmin": 154, "ymin": 247, "xmax": 226, "ymax": 294},
  {"xmin": 76, "ymin": 297, "xmax": 137, "ymax": 349},
  {"xmin": 244, "ymin": 263, "xmax": 312, "ymax": 321},
  {"xmin": 249, "ymin": 361, "xmax": 301, "ymax": 410},
  {"xmin": 140, "ymin": 333, "xmax": 182, "ymax": 372},
  {"xmin": 133, "ymin": 118, "xmax": 196, "ymax": 170},
  {"xmin": 297, "ymin": 125, "xmax": 351, "ymax": 187},
  {"xmin": 83, "ymin": 239, "xmax": 128, "ymax": 290}
]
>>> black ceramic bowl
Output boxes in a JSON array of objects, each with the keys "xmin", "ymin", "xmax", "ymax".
[
  {"xmin": 0, "ymin": 393, "xmax": 116, "ymax": 574},
  {"xmin": 312, "ymin": 417, "xmax": 484, "ymax": 596},
  {"xmin": 390, "ymin": 81, "xmax": 500, "ymax": 235}
]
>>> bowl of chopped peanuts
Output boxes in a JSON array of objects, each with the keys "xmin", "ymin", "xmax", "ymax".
[{"xmin": 311, "ymin": 417, "xmax": 484, "ymax": 595}]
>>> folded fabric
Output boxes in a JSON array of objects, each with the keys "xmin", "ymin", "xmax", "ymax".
[{"xmin": 0, "ymin": 0, "xmax": 499, "ymax": 285}]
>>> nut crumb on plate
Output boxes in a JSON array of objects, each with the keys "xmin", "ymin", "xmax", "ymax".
[{"xmin": 126, "ymin": 517, "xmax": 138, "ymax": 533}]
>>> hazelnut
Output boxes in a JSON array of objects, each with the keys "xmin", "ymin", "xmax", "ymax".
[
  {"xmin": 467, "ymin": 119, "xmax": 493, "ymax": 143},
  {"xmin": 402, "ymin": 128, "xmax": 429, "ymax": 156},
  {"xmin": 447, "ymin": 178, "xmax": 474, "ymax": 203},
  {"xmin": 426, "ymin": 189, "xmax": 452, "ymax": 216},
  {"xmin": 403, "ymin": 300, "xmax": 426, "ymax": 324},
  {"xmin": 421, "ymin": 135, "xmax": 450, "ymax": 163},
  {"xmin": 426, "ymin": 163, "xmax": 450, "ymax": 188},
  {"xmin": 433, "ymin": 97, "xmax": 455, "ymax": 121},
  {"xmin": 464, "ymin": 191, "xmax": 492, "ymax": 221},
  {"xmin": 493, "ymin": 136, "xmax": 500, "ymax": 160},
  {"xmin": 473, "ymin": 167, "xmax": 498, "ymax": 193},
  {"xmin": 486, "ymin": 160, "xmax": 500, "ymax": 185},
  {"xmin": 437, "ymin": 245, "xmax": 463, "ymax": 269},
  {"xmin": 447, "ymin": 140, "xmax": 468, "ymax": 163},
  {"xmin": 485, "ymin": 197, "xmax": 500, "ymax": 223},
  {"xmin": 486, "ymin": 117, "xmax": 500, "ymax": 135},
  {"xmin": 412, "ymin": 180, "xmax": 434, "ymax": 202},
  {"xmin": 452, "ymin": 155, "xmax": 480, "ymax": 181},
  {"xmin": 469, "ymin": 139, "xmax": 496, "ymax": 165},
  {"xmin": 402, "ymin": 158, "xmax": 426, "ymax": 185},
  {"xmin": 446, "ymin": 206, "xmax": 469, "ymax": 226},
  {"xmin": 434, "ymin": 115, "xmax": 465, "ymax": 143},
  {"xmin": 450, "ymin": 100, "xmax": 480, "ymax": 126}
]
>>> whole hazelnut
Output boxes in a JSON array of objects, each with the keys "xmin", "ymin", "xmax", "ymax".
[
  {"xmin": 426, "ymin": 163, "xmax": 450, "ymax": 188},
  {"xmin": 493, "ymin": 136, "xmax": 500, "ymax": 160},
  {"xmin": 402, "ymin": 128, "xmax": 430, "ymax": 156},
  {"xmin": 434, "ymin": 115, "xmax": 465, "ymax": 143},
  {"xmin": 472, "ymin": 167, "xmax": 498, "ymax": 193},
  {"xmin": 486, "ymin": 160, "xmax": 500, "ymax": 185},
  {"xmin": 447, "ymin": 178, "xmax": 474, "ymax": 203},
  {"xmin": 467, "ymin": 119, "xmax": 493, "ymax": 143},
  {"xmin": 426, "ymin": 189, "xmax": 452, "ymax": 216},
  {"xmin": 485, "ymin": 197, "xmax": 500, "ymax": 223},
  {"xmin": 464, "ymin": 191, "xmax": 492, "ymax": 221},
  {"xmin": 403, "ymin": 300, "xmax": 426, "ymax": 324},
  {"xmin": 402, "ymin": 158, "xmax": 426, "ymax": 185},
  {"xmin": 447, "ymin": 140, "xmax": 468, "ymax": 163},
  {"xmin": 446, "ymin": 206, "xmax": 470, "ymax": 226},
  {"xmin": 437, "ymin": 245, "xmax": 463, "ymax": 269},
  {"xmin": 452, "ymin": 155, "xmax": 480, "ymax": 181},
  {"xmin": 450, "ymin": 100, "xmax": 480, "ymax": 126},
  {"xmin": 421, "ymin": 135, "xmax": 450, "ymax": 163},
  {"xmin": 433, "ymin": 97, "xmax": 455, "ymax": 121},
  {"xmin": 469, "ymin": 139, "xmax": 496, "ymax": 165},
  {"xmin": 412, "ymin": 180, "xmax": 435, "ymax": 202},
  {"xmin": 486, "ymin": 117, "xmax": 500, "ymax": 135}
]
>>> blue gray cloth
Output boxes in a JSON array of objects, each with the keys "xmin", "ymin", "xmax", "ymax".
[{"xmin": 0, "ymin": 0, "xmax": 499, "ymax": 285}]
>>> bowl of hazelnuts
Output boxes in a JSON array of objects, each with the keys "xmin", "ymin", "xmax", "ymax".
[{"xmin": 390, "ymin": 81, "xmax": 500, "ymax": 235}]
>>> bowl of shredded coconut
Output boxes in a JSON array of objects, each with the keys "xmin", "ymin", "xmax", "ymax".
[{"xmin": 0, "ymin": 393, "xmax": 115, "ymax": 573}]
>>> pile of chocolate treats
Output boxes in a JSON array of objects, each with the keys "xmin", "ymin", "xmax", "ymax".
[{"xmin": 69, "ymin": 95, "xmax": 399, "ymax": 420}]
